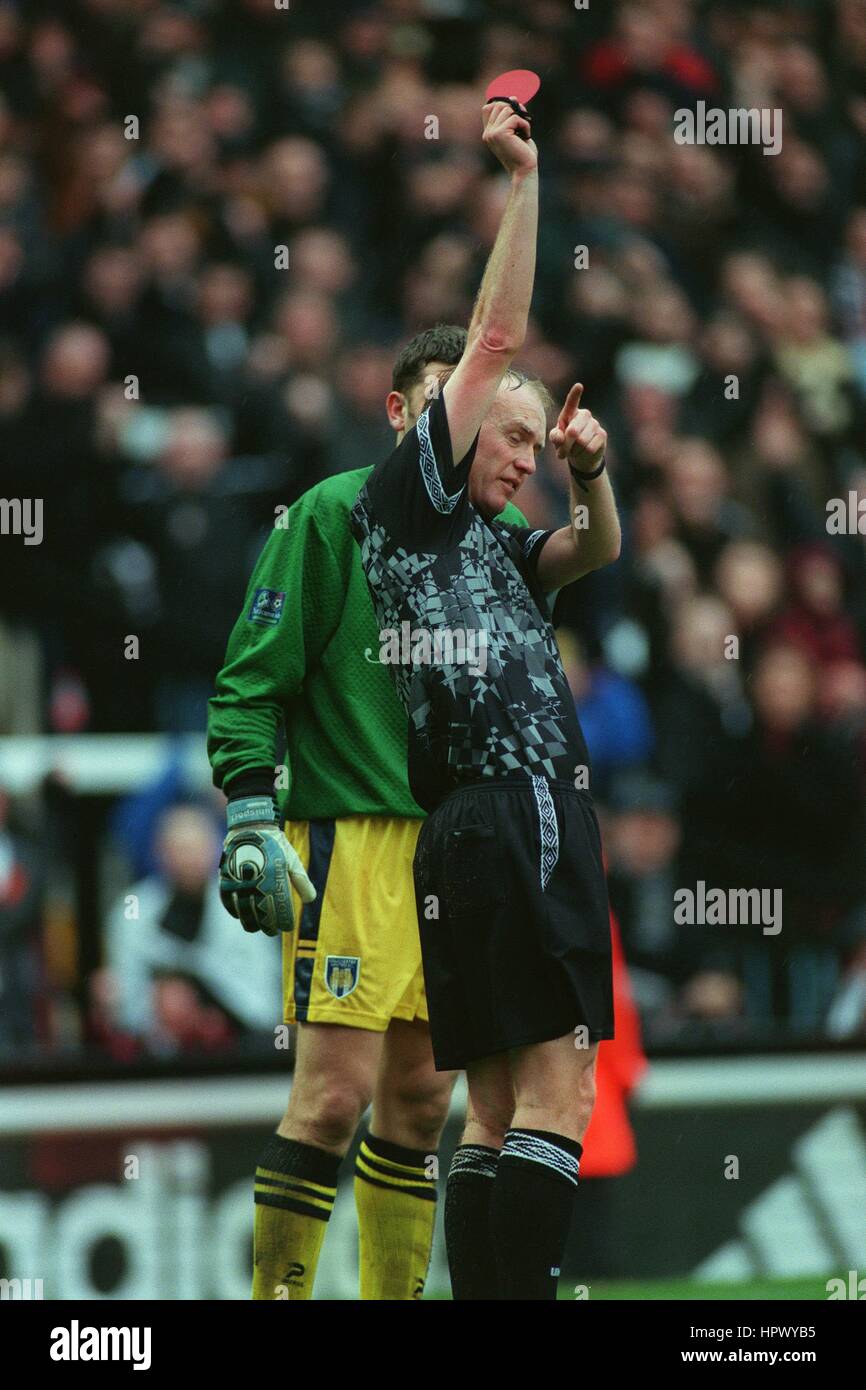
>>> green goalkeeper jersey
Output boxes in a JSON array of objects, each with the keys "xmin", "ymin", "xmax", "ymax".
[{"xmin": 207, "ymin": 466, "xmax": 527, "ymax": 821}]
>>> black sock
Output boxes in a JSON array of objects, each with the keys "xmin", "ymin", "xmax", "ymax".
[
  {"xmin": 490, "ymin": 1128, "xmax": 582, "ymax": 1300},
  {"xmin": 444, "ymin": 1144, "xmax": 501, "ymax": 1300}
]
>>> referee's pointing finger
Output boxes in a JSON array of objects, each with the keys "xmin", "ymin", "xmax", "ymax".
[{"xmin": 555, "ymin": 382, "xmax": 584, "ymax": 433}]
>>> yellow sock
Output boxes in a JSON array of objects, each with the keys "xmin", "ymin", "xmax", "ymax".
[
  {"xmin": 252, "ymin": 1134, "xmax": 341, "ymax": 1300},
  {"xmin": 354, "ymin": 1133, "xmax": 438, "ymax": 1300}
]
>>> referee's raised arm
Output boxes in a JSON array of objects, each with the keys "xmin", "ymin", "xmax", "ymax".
[{"xmin": 440, "ymin": 97, "xmax": 539, "ymax": 468}]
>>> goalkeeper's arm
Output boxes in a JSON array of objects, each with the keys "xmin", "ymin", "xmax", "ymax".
[{"xmin": 208, "ymin": 499, "xmax": 346, "ymax": 932}]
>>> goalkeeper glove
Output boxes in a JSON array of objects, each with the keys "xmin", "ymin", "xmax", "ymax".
[{"xmin": 219, "ymin": 795, "xmax": 316, "ymax": 936}]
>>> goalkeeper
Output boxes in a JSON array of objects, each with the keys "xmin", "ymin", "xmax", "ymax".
[{"xmin": 208, "ymin": 324, "xmax": 532, "ymax": 1300}]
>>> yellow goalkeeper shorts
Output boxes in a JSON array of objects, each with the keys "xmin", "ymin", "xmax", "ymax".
[{"xmin": 282, "ymin": 816, "xmax": 427, "ymax": 1030}]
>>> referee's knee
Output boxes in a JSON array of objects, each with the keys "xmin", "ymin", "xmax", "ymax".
[
  {"xmin": 513, "ymin": 1068, "xmax": 597, "ymax": 1144},
  {"xmin": 512, "ymin": 1100, "xmax": 594, "ymax": 1144},
  {"xmin": 464, "ymin": 1098, "xmax": 514, "ymax": 1149}
]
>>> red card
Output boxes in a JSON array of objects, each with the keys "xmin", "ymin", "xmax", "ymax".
[{"xmin": 484, "ymin": 69, "xmax": 541, "ymax": 106}]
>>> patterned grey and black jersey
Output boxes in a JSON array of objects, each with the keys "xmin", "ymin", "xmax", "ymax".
[{"xmin": 350, "ymin": 390, "xmax": 591, "ymax": 812}]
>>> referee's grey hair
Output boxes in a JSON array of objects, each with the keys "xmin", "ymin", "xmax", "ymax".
[
  {"xmin": 426, "ymin": 363, "xmax": 555, "ymax": 422},
  {"xmin": 502, "ymin": 367, "xmax": 555, "ymax": 420}
]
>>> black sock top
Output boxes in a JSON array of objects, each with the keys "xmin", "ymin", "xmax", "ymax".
[
  {"xmin": 506, "ymin": 1127, "xmax": 583, "ymax": 1162},
  {"xmin": 363, "ymin": 1132, "xmax": 435, "ymax": 1169},
  {"xmin": 257, "ymin": 1133, "xmax": 343, "ymax": 1185}
]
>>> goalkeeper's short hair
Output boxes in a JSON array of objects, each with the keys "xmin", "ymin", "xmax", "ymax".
[{"xmin": 392, "ymin": 323, "xmax": 555, "ymax": 420}]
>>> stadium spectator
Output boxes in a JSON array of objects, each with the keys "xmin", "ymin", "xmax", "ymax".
[
  {"xmin": 604, "ymin": 772, "xmax": 682, "ymax": 1020},
  {"xmin": 103, "ymin": 803, "xmax": 281, "ymax": 1053},
  {"xmin": 654, "ymin": 593, "xmax": 750, "ymax": 795},
  {"xmin": 0, "ymin": 0, "xmax": 864, "ymax": 1051},
  {"xmin": 558, "ymin": 628, "xmax": 655, "ymax": 795},
  {"xmin": 767, "ymin": 543, "xmax": 862, "ymax": 668},
  {"xmin": 679, "ymin": 643, "xmax": 866, "ymax": 1024},
  {"xmin": 121, "ymin": 406, "xmax": 275, "ymax": 731}
]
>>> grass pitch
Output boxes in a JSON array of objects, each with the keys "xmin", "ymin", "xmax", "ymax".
[
  {"xmin": 559, "ymin": 1275, "xmax": 830, "ymax": 1300},
  {"xmin": 428, "ymin": 1275, "xmax": 830, "ymax": 1300}
]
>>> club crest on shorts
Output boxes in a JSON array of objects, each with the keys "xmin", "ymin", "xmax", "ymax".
[{"xmin": 324, "ymin": 955, "xmax": 360, "ymax": 998}]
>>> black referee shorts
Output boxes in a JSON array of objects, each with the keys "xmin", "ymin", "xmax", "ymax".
[{"xmin": 413, "ymin": 775, "xmax": 614, "ymax": 1072}]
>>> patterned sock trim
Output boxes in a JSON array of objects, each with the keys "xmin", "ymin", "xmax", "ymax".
[
  {"xmin": 449, "ymin": 1144, "xmax": 500, "ymax": 1180},
  {"xmin": 499, "ymin": 1128, "xmax": 580, "ymax": 1188}
]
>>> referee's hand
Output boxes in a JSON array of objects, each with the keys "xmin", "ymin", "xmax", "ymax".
[
  {"xmin": 482, "ymin": 98, "xmax": 538, "ymax": 176},
  {"xmin": 549, "ymin": 383, "xmax": 607, "ymax": 472},
  {"xmin": 219, "ymin": 797, "xmax": 316, "ymax": 937}
]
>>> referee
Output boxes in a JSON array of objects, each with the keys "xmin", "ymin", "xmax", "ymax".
[
  {"xmin": 208, "ymin": 321, "xmax": 530, "ymax": 1300},
  {"xmin": 351, "ymin": 98, "xmax": 621, "ymax": 1299}
]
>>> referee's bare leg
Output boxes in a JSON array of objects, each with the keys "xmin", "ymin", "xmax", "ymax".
[{"xmin": 446, "ymin": 1037, "xmax": 597, "ymax": 1299}]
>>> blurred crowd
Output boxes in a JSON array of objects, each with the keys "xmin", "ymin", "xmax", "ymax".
[{"xmin": 2, "ymin": 0, "xmax": 866, "ymax": 1059}]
